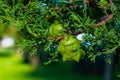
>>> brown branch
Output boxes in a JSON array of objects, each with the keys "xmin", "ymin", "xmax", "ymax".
[
  {"xmin": 94, "ymin": 14, "xmax": 113, "ymax": 28},
  {"xmin": 48, "ymin": 36, "xmax": 65, "ymax": 40},
  {"xmin": 108, "ymin": 0, "xmax": 114, "ymax": 5},
  {"xmin": 73, "ymin": 14, "xmax": 113, "ymax": 35},
  {"xmin": 56, "ymin": 36, "xmax": 65, "ymax": 40}
]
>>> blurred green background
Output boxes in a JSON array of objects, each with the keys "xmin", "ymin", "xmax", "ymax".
[
  {"xmin": 0, "ymin": 47, "xmax": 119, "ymax": 80},
  {"xmin": 0, "ymin": 47, "xmax": 103, "ymax": 80}
]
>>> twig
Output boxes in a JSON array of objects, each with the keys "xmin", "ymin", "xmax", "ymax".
[
  {"xmin": 108, "ymin": 0, "xmax": 114, "ymax": 5},
  {"xmin": 48, "ymin": 36, "xmax": 65, "ymax": 40},
  {"xmin": 73, "ymin": 14, "xmax": 113, "ymax": 35},
  {"xmin": 94, "ymin": 14, "xmax": 113, "ymax": 28}
]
